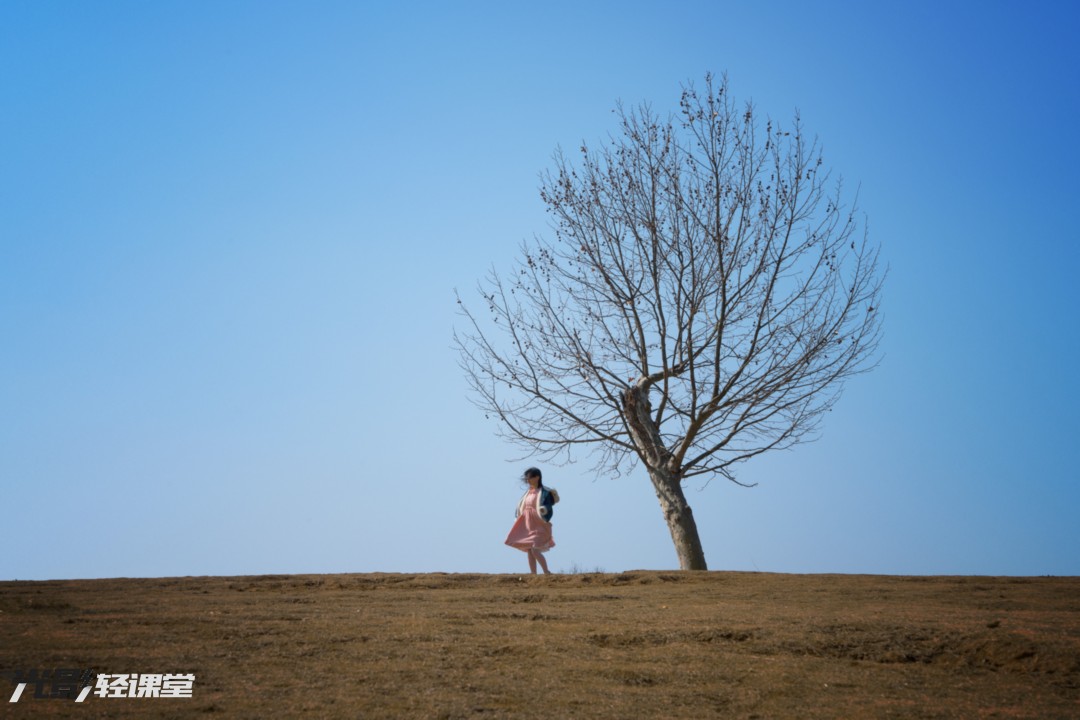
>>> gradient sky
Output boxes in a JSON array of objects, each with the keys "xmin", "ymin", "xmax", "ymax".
[{"xmin": 3, "ymin": 1, "xmax": 1078, "ymax": 580}]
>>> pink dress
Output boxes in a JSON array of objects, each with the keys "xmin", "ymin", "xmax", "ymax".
[{"xmin": 504, "ymin": 488, "xmax": 555, "ymax": 553}]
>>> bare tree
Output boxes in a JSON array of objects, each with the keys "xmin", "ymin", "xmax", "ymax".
[{"xmin": 455, "ymin": 74, "xmax": 883, "ymax": 570}]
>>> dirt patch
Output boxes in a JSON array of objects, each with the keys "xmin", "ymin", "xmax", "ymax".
[{"xmin": 2, "ymin": 572, "xmax": 1077, "ymax": 718}]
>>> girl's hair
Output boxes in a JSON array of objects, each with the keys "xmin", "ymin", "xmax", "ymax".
[{"xmin": 523, "ymin": 467, "xmax": 543, "ymax": 488}]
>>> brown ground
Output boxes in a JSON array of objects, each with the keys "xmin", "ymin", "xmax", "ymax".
[{"xmin": 1, "ymin": 572, "xmax": 1078, "ymax": 718}]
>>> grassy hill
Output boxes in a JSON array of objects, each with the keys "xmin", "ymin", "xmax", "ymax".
[{"xmin": 2, "ymin": 571, "xmax": 1078, "ymax": 718}]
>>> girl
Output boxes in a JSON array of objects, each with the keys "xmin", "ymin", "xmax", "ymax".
[{"xmin": 504, "ymin": 467, "xmax": 559, "ymax": 574}]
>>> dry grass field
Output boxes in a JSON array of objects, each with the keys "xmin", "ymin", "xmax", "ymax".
[{"xmin": 2, "ymin": 571, "xmax": 1078, "ymax": 718}]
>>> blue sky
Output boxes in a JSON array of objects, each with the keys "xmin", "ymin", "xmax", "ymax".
[{"xmin": 2, "ymin": 1, "xmax": 1077, "ymax": 580}]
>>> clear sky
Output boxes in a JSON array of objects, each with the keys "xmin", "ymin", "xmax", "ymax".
[{"xmin": 3, "ymin": 1, "xmax": 1078, "ymax": 580}]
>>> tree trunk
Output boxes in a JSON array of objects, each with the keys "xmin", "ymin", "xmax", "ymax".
[
  {"xmin": 624, "ymin": 383, "xmax": 709, "ymax": 571},
  {"xmin": 647, "ymin": 465, "xmax": 708, "ymax": 570}
]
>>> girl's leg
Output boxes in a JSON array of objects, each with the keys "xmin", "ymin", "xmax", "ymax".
[
  {"xmin": 527, "ymin": 550, "xmax": 538, "ymax": 574},
  {"xmin": 534, "ymin": 549, "xmax": 551, "ymax": 575}
]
